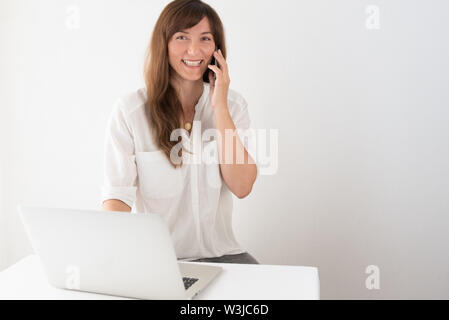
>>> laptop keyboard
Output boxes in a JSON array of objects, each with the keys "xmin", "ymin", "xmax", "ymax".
[{"xmin": 183, "ymin": 277, "xmax": 199, "ymax": 290}]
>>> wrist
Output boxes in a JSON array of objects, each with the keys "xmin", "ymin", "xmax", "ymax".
[{"xmin": 213, "ymin": 102, "xmax": 229, "ymax": 114}]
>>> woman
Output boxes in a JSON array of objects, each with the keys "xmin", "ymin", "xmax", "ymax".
[{"xmin": 101, "ymin": 0, "xmax": 259, "ymax": 264}]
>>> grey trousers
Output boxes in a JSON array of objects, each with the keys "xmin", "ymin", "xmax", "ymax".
[{"xmin": 190, "ymin": 252, "xmax": 260, "ymax": 264}]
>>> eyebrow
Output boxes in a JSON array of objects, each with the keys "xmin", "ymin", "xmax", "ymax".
[{"xmin": 179, "ymin": 31, "xmax": 213, "ymax": 35}]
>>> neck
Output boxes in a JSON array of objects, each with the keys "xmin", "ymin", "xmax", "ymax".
[{"xmin": 171, "ymin": 77, "xmax": 204, "ymax": 112}]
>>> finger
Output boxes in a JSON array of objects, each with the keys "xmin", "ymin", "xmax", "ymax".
[
  {"xmin": 213, "ymin": 50, "xmax": 228, "ymax": 73},
  {"xmin": 207, "ymin": 64, "xmax": 222, "ymax": 76}
]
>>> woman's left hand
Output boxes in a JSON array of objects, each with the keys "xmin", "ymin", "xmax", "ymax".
[{"xmin": 208, "ymin": 49, "xmax": 230, "ymax": 111}]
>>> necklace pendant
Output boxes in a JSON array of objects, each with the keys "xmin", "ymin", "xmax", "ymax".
[{"xmin": 184, "ymin": 122, "xmax": 192, "ymax": 131}]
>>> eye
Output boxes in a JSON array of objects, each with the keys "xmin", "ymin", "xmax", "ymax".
[
  {"xmin": 202, "ymin": 37, "xmax": 212, "ymax": 41},
  {"xmin": 177, "ymin": 36, "xmax": 187, "ymax": 40}
]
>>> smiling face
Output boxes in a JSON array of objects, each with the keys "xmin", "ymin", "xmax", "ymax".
[{"xmin": 168, "ymin": 17, "xmax": 216, "ymax": 83}]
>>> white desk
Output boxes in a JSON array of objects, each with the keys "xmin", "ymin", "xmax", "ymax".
[{"xmin": 0, "ymin": 254, "xmax": 320, "ymax": 300}]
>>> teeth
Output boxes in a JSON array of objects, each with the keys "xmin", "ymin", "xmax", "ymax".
[{"xmin": 183, "ymin": 60, "xmax": 202, "ymax": 66}]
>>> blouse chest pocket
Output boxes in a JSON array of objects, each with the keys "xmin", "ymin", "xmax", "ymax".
[{"xmin": 136, "ymin": 151, "xmax": 184, "ymax": 199}]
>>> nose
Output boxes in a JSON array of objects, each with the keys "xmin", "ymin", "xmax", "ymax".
[{"xmin": 187, "ymin": 40, "xmax": 202, "ymax": 56}]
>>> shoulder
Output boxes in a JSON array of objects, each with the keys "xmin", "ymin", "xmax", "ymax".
[
  {"xmin": 226, "ymin": 87, "xmax": 249, "ymax": 119},
  {"xmin": 112, "ymin": 87, "xmax": 147, "ymax": 119},
  {"xmin": 227, "ymin": 87, "xmax": 248, "ymax": 110},
  {"xmin": 225, "ymin": 87, "xmax": 250, "ymax": 123}
]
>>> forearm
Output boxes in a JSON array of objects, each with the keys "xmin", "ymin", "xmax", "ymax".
[{"xmin": 214, "ymin": 105, "xmax": 257, "ymax": 199}]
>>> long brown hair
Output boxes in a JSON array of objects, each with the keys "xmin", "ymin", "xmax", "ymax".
[{"xmin": 143, "ymin": 0, "xmax": 227, "ymax": 169}]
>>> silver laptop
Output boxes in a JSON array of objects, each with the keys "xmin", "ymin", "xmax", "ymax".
[{"xmin": 17, "ymin": 205, "xmax": 222, "ymax": 300}]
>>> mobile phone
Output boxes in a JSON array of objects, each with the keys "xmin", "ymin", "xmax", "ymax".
[{"xmin": 211, "ymin": 45, "xmax": 219, "ymax": 80}]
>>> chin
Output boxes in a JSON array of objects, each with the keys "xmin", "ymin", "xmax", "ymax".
[{"xmin": 181, "ymin": 74, "xmax": 204, "ymax": 81}]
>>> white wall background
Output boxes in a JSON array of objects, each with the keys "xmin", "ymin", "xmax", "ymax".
[{"xmin": 1, "ymin": 0, "xmax": 449, "ymax": 299}]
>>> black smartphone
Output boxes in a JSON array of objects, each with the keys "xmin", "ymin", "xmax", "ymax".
[{"xmin": 210, "ymin": 45, "xmax": 219, "ymax": 80}]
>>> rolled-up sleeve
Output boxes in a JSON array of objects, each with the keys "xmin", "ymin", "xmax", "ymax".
[
  {"xmin": 232, "ymin": 96, "xmax": 258, "ymax": 167},
  {"xmin": 101, "ymin": 99, "xmax": 137, "ymax": 208}
]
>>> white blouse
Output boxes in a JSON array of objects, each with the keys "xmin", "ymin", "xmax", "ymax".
[{"xmin": 101, "ymin": 82, "xmax": 257, "ymax": 261}]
